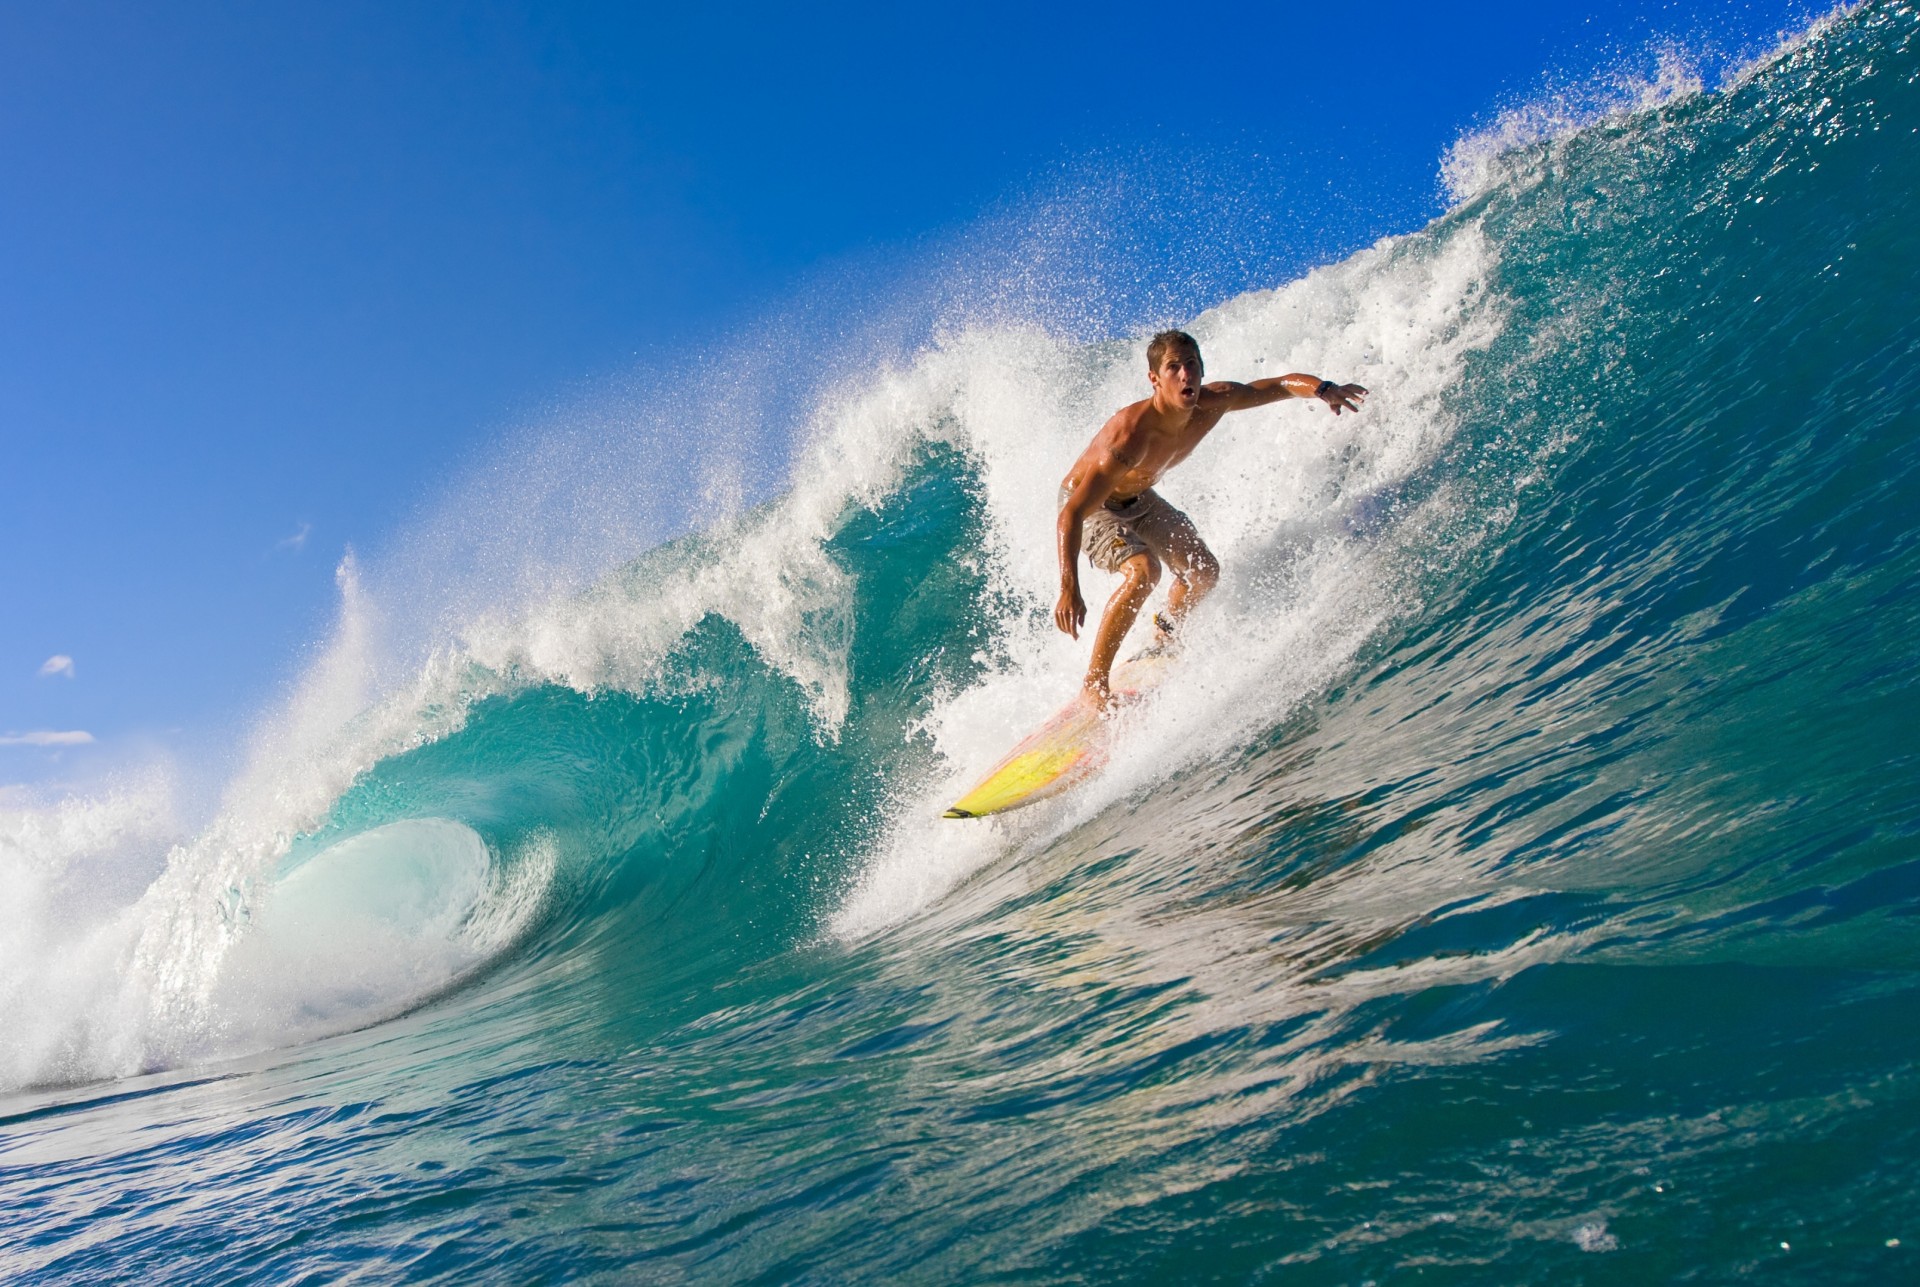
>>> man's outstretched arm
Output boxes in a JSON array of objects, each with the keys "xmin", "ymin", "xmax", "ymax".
[{"xmin": 1205, "ymin": 374, "xmax": 1369, "ymax": 416}]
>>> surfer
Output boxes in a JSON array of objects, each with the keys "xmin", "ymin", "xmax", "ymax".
[{"xmin": 1055, "ymin": 330, "xmax": 1366, "ymax": 706}]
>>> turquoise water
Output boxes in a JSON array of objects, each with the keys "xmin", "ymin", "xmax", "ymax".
[{"xmin": 6, "ymin": 4, "xmax": 1920, "ymax": 1280}]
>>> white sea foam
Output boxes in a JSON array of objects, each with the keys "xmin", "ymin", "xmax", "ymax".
[
  {"xmin": 1573, "ymin": 1220, "xmax": 1621, "ymax": 1253},
  {"xmin": 0, "ymin": 773, "xmax": 183, "ymax": 1087}
]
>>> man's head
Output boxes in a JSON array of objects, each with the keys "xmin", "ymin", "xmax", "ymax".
[{"xmin": 1146, "ymin": 329, "xmax": 1203, "ymax": 409}]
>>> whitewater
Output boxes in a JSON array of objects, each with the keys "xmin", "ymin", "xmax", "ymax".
[{"xmin": 5, "ymin": 4, "xmax": 1919, "ymax": 1280}]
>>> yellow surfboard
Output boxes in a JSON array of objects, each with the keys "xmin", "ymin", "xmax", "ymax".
[{"xmin": 942, "ymin": 654, "xmax": 1176, "ymax": 819}]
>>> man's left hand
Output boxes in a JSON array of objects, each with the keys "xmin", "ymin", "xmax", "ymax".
[{"xmin": 1321, "ymin": 383, "xmax": 1369, "ymax": 415}]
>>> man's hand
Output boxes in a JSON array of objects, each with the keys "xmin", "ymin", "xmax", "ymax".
[
  {"xmin": 1054, "ymin": 583, "xmax": 1087, "ymax": 638},
  {"xmin": 1320, "ymin": 382, "xmax": 1369, "ymax": 415}
]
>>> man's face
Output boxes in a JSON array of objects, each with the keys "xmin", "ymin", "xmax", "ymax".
[{"xmin": 1150, "ymin": 347, "xmax": 1203, "ymax": 408}]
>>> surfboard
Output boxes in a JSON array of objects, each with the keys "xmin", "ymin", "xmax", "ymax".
[{"xmin": 942, "ymin": 653, "xmax": 1176, "ymax": 819}]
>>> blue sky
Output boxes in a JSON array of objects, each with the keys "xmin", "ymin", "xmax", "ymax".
[{"xmin": 2, "ymin": 0, "xmax": 1821, "ymax": 788}]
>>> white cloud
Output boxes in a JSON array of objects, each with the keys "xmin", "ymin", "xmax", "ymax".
[
  {"xmin": 0, "ymin": 730, "xmax": 95, "ymax": 747},
  {"xmin": 273, "ymin": 522, "xmax": 313, "ymax": 554},
  {"xmin": 37, "ymin": 655, "xmax": 75, "ymax": 679}
]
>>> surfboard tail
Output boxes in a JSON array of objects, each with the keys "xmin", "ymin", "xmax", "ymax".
[{"xmin": 941, "ymin": 655, "xmax": 1177, "ymax": 818}]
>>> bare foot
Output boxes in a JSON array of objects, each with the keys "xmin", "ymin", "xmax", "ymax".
[
  {"xmin": 1086, "ymin": 677, "xmax": 1153, "ymax": 718},
  {"xmin": 1145, "ymin": 612, "xmax": 1180, "ymax": 656},
  {"xmin": 1080, "ymin": 676, "xmax": 1117, "ymax": 712}
]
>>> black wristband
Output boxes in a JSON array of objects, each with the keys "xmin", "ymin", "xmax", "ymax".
[{"xmin": 1315, "ymin": 379, "xmax": 1334, "ymax": 399}]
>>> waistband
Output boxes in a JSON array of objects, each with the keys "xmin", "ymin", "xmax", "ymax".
[{"xmin": 1057, "ymin": 482, "xmax": 1148, "ymax": 510}]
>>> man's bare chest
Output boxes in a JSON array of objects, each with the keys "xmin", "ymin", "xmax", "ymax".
[{"xmin": 1120, "ymin": 413, "xmax": 1223, "ymax": 474}]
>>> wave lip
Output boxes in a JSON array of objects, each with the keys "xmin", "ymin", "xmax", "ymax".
[{"xmin": 1437, "ymin": 3, "xmax": 1862, "ymax": 205}]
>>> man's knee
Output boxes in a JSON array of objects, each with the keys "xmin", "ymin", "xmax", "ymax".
[
  {"xmin": 1120, "ymin": 551, "xmax": 1162, "ymax": 592},
  {"xmin": 1177, "ymin": 545, "xmax": 1220, "ymax": 590}
]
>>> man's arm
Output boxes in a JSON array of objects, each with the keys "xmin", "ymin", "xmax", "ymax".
[
  {"xmin": 1204, "ymin": 374, "xmax": 1369, "ymax": 416},
  {"xmin": 1054, "ymin": 457, "xmax": 1123, "ymax": 638}
]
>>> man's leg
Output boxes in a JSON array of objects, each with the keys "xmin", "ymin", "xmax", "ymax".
[
  {"xmin": 1161, "ymin": 533, "xmax": 1220, "ymax": 630},
  {"xmin": 1084, "ymin": 551, "xmax": 1160, "ymax": 704},
  {"xmin": 1132, "ymin": 494, "xmax": 1217, "ymax": 645}
]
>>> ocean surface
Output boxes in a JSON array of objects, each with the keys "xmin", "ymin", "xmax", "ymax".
[{"xmin": 5, "ymin": 4, "xmax": 1919, "ymax": 1281}]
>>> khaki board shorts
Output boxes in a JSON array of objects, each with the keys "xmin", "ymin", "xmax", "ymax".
[{"xmin": 1059, "ymin": 485, "xmax": 1203, "ymax": 574}]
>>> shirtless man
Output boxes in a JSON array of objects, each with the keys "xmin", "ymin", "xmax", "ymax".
[{"xmin": 1055, "ymin": 329, "xmax": 1367, "ymax": 705}]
